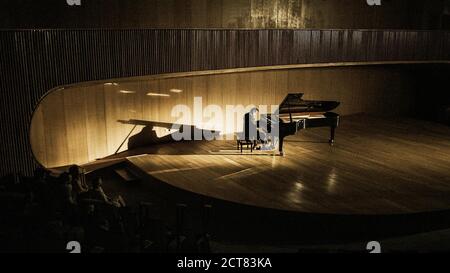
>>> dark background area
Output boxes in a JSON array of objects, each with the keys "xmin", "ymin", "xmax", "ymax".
[
  {"xmin": 0, "ymin": 0, "xmax": 449, "ymax": 30},
  {"xmin": 411, "ymin": 65, "xmax": 450, "ymax": 124}
]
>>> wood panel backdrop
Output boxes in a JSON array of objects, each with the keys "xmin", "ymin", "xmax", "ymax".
[
  {"xmin": 0, "ymin": 29, "xmax": 449, "ymax": 174},
  {"xmin": 32, "ymin": 65, "xmax": 417, "ymax": 168}
]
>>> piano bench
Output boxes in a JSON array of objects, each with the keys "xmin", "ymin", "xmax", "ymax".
[{"xmin": 237, "ymin": 139, "xmax": 257, "ymax": 153}]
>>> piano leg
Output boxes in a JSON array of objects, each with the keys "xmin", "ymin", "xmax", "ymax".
[
  {"xmin": 329, "ymin": 126, "xmax": 336, "ymax": 145},
  {"xmin": 278, "ymin": 136, "xmax": 285, "ymax": 156}
]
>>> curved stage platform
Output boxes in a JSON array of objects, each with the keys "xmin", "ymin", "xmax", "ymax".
[{"xmin": 87, "ymin": 115, "xmax": 450, "ymax": 244}]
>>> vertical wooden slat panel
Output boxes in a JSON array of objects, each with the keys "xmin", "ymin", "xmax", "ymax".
[{"xmin": 0, "ymin": 29, "xmax": 449, "ymax": 174}]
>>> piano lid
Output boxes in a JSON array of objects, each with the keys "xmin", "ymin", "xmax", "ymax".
[{"xmin": 278, "ymin": 93, "xmax": 340, "ymax": 114}]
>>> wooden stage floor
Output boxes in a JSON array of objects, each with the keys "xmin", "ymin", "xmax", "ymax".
[{"xmin": 105, "ymin": 115, "xmax": 450, "ymax": 215}]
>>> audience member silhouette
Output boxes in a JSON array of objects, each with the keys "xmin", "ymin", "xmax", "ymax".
[
  {"xmin": 0, "ymin": 167, "xmax": 213, "ymax": 253},
  {"xmin": 59, "ymin": 172, "xmax": 74, "ymax": 205},
  {"xmin": 87, "ymin": 177, "xmax": 125, "ymax": 207},
  {"xmin": 69, "ymin": 165, "xmax": 88, "ymax": 202}
]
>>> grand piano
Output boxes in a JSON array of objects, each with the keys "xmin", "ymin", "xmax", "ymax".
[{"xmin": 255, "ymin": 93, "xmax": 340, "ymax": 155}]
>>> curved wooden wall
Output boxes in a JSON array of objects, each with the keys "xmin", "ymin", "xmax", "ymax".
[
  {"xmin": 32, "ymin": 64, "xmax": 421, "ymax": 168},
  {"xmin": 1, "ymin": 29, "xmax": 449, "ymax": 173}
]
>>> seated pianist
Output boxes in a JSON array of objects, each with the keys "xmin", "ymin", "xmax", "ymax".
[
  {"xmin": 237, "ymin": 107, "xmax": 276, "ymax": 152},
  {"xmin": 237, "ymin": 93, "xmax": 340, "ymax": 155}
]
